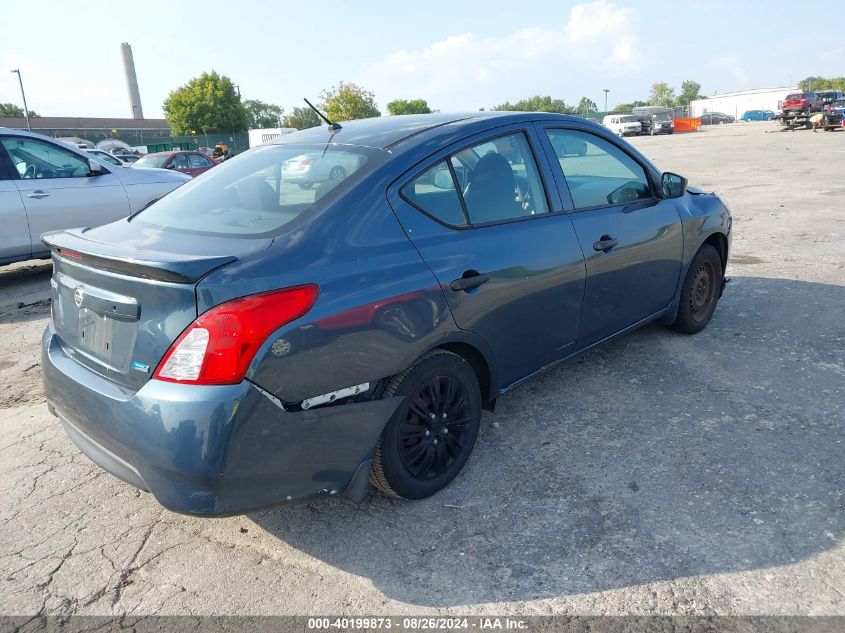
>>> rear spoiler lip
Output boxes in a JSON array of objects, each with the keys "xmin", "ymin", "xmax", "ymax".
[{"xmin": 42, "ymin": 229, "xmax": 237, "ymax": 284}]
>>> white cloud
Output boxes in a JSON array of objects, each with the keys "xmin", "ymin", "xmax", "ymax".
[
  {"xmin": 357, "ymin": 1, "xmax": 639, "ymax": 111},
  {"xmin": 709, "ymin": 55, "xmax": 750, "ymax": 87}
]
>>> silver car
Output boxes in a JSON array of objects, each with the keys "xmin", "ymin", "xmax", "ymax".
[
  {"xmin": 0, "ymin": 129, "xmax": 190, "ymax": 265},
  {"xmin": 281, "ymin": 151, "xmax": 365, "ymax": 188}
]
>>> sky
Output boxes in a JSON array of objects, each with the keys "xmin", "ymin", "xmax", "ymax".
[{"xmin": 0, "ymin": 0, "xmax": 841, "ymax": 119}]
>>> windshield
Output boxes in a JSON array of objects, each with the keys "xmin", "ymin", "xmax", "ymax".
[
  {"xmin": 133, "ymin": 143, "xmax": 383, "ymax": 237},
  {"xmin": 653, "ymin": 112, "xmax": 672, "ymax": 121},
  {"xmin": 619, "ymin": 116, "xmax": 638, "ymax": 123},
  {"xmin": 133, "ymin": 154, "xmax": 169, "ymax": 169}
]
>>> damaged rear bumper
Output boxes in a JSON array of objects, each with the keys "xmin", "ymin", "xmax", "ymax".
[{"xmin": 42, "ymin": 325, "xmax": 401, "ymax": 516}]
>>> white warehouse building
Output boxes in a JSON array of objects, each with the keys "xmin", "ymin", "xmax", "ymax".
[{"xmin": 691, "ymin": 87, "xmax": 793, "ymax": 119}]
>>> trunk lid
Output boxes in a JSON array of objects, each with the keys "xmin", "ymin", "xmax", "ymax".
[{"xmin": 44, "ymin": 221, "xmax": 272, "ymax": 391}]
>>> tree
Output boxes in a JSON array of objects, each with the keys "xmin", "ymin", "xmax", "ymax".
[
  {"xmin": 285, "ymin": 106, "xmax": 322, "ymax": 130},
  {"xmin": 676, "ymin": 80, "xmax": 703, "ymax": 106},
  {"xmin": 319, "ymin": 82, "xmax": 381, "ymax": 121},
  {"xmin": 612, "ymin": 100, "xmax": 648, "ymax": 113},
  {"xmin": 798, "ymin": 76, "xmax": 845, "ymax": 92},
  {"xmin": 243, "ymin": 99, "xmax": 284, "ymax": 129},
  {"xmin": 648, "ymin": 82, "xmax": 676, "ymax": 107},
  {"xmin": 0, "ymin": 103, "xmax": 39, "ymax": 117},
  {"xmin": 577, "ymin": 97, "xmax": 598, "ymax": 115},
  {"xmin": 492, "ymin": 95, "xmax": 574, "ymax": 113},
  {"xmin": 162, "ymin": 71, "xmax": 248, "ymax": 135},
  {"xmin": 386, "ymin": 98, "xmax": 432, "ymax": 115}
]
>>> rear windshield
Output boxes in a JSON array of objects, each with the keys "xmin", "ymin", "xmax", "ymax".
[
  {"xmin": 133, "ymin": 143, "xmax": 383, "ymax": 236},
  {"xmin": 786, "ymin": 93, "xmax": 805, "ymax": 100},
  {"xmin": 133, "ymin": 154, "xmax": 168, "ymax": 169}
]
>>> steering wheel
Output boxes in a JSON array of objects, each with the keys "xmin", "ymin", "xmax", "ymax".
[
  {"xmin": 518, "ymin": 183, "xmax": 534, "ymax": 213},
  {"xmin": 23, "ymin": 164, "xmax": 36, "ymax": 179},
  {"xmin": 607, "ymin": 181, "xmax": 643, "ymax": 205}
]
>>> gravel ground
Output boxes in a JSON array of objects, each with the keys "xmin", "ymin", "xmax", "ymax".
[{"xmin": 0, "ymin": 123, "xmax": 843, "ymax": 618}]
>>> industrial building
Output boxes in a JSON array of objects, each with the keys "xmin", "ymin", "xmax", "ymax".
[{"xmin": 690, "ymin": 87, "xmax": 793, "ymax": 119}]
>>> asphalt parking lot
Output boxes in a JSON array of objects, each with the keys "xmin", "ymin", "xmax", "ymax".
[{"xmin": 1, "ymin": 123, "xmax": 843, "ymax": 617}]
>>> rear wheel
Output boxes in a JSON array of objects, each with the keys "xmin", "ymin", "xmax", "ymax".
[
  {"xmin": 371, "ymin": 350, "xmax": 482, "ymax": 500},
  {"xmin": 668, "ymin": 244, "xmax": 723, "ymax": 334}
]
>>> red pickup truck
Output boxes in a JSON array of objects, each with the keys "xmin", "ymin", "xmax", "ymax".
[{"xmin": 782, "ymin": 92, "xmax": 823, "ymax": 113}]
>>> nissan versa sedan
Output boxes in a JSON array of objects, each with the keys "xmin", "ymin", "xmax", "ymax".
[
  {"xmin": 41, "ymin": 112, "xmax": 731, "ymax": 516},
  {"xmin": 0, "ymin": 129, "xmax": 190, "ymax": 265}
]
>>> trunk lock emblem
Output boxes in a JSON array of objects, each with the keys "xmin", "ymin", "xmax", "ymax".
[{"xmin": 73, "ymin": 288, "xmax": 84, "ymax": 308}]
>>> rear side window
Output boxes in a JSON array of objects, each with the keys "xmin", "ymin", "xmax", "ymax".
[
  {"xmin": 545, "ymin": 129, "xmax": 652, "ymax": 209},
  {"xmin": 401, "ymin": 131, "xmax": 549, "ymax": 227},
  {"xmin": 401, "ymin": 161, "xmax": 466, "ymax": 226},
  {"xmin": 134, "ymin": 144, "xmax": 381, "ymax": 236}
]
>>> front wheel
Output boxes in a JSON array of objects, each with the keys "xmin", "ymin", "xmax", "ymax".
[
  {"xmin": 668, "ymin": 244, "xmax": 723, "ymax": 334},
  {"xmin": 371, "ymin": 350, "xmax": 482, "ymax": 500}
]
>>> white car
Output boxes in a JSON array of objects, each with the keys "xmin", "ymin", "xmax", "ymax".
[
  {"xmin": 282, "ymin": 151, "xmax": 365, "ymax": 188},
  {"xmin": 83, "ymin": 148, "xmax": 129, "ymax": 167},
  {"xmin": 0, "ymin": 128, "xmax": 190, "ymax": 265},
  {"xmin": 602, "ymin": 114, "xmax": 642, "ymax": 137}
]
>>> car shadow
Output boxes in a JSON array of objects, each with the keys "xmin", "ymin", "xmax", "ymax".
[
  {"xmin": 0, "ymin": 259, "xmax": 53, "ymax": 324},
  {"xmin": 250, "ymin": 275, "xmax": 843, "ymax": 606}
]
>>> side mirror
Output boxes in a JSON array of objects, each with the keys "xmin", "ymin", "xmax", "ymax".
[
  {"xmin": 661, "ymin": 172, "xmax": 687, "ymax": 199},
  {"xmin": 432, "ymin": 168, "xmax": 454, "ymax": 190},
  {"xmin": 88, "ymin": 159, "xmax": 104, "ymax": 176}
]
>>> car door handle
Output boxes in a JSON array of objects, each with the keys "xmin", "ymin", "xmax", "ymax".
[
  {"xmin": 26, "ymin": 190, "xmax": 50, "ymax": 200},
  {"xmin": 593, "ymin": 235, "xmax": 619, "ymax": 252},
  {"xmin": 450, "ymin": 272, "xmax": 490, "ymax": 292}
]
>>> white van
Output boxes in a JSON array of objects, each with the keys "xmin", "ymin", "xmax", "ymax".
[{"xmin": 602, "ymin": 114, "xmax": 642, "ymax": 137}]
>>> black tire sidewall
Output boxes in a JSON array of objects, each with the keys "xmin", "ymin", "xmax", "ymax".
[
  {"xmin": 671, "ymin": 244, "xmax": 723, "ymax": 334},
  {"xmin": 377, "ymin": 352, "xmax": 482, "ymax": 500}
]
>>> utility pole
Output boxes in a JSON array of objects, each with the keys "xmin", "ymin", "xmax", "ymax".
[
  {"xmin": 10, "ymin": 69, "xmax": 31, "ymax": 131},
  {"xmin": 603, "ymin": 89, "xmax": 610, "ymax": 115}
]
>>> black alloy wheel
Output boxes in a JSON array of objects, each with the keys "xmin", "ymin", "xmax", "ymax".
[{"xmin": 371, "ymin": 350, "xmax": 482, "ymax": 499}]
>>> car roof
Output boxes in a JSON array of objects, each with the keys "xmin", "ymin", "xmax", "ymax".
[{"xmin": 268, "ymin": 112, "xmax": 590, "ymax": 150}]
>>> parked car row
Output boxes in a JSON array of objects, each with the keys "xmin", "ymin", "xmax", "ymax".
[{"xmin": 602, "ymin": 107, "xmax": 675, "ymax": 137}]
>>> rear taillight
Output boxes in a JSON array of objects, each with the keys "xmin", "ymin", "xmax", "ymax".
[{"xmin": 153, "ymin": 284, "xmax": 319, "ymax": 385}]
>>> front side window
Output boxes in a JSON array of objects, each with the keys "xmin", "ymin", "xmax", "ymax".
[
  {"xmin": 545, "ymin": 129, "xmax": 653, "ymax": 209},
  {"xmin": 134, "ymin": 143, "xmax": 379, "ymax": 237},
  {"xmin": 189, "ymin": 154, "xmax": 211, "ymax": 168},
  {"xmin": 0, "ymin": 137, "xmax": 91, "ymax": 179}
]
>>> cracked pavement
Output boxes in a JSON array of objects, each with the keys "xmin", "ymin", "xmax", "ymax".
[{"xmin": 0, "ymin": 124, "xmax": 843, "ymax": 617}]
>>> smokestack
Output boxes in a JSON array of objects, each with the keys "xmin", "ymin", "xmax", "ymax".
[{"xmin": 120, "ymin": 42, "xmax": 144, "ymax": 119}]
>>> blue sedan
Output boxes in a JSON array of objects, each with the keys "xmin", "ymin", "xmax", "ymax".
[
  {"xmin": 741, "ymin": 110, "xmax": 775, "ymax": 121},
  {"xmin": 39, "ymin": 112, "xmax": 732, "ymax": 515}
]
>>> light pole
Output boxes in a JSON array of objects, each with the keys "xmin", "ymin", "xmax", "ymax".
[
  {"xmin": 603, "ymin": 89, "xmax": 610, "ymax": 115},
  {"xmin": 10, "ymin": 69, "xmax": 31, "ymax": 131}
]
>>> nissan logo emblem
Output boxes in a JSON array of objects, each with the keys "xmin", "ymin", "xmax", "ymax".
[{"xmin": 73, "ymin": 288, "xmax": 84, "ymax": 308}]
